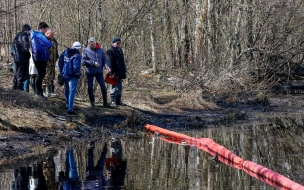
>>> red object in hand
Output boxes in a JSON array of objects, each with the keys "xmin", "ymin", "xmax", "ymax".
[{"xmin": 105, "ymin": 73, "xmax": 119, "ymax": 85}]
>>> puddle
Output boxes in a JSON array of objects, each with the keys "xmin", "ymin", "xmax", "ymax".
[{"xmin": 1, "ymin": 119, "xmax": 304, "ymax": 189}]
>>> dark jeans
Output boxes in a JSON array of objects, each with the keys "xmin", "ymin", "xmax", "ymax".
[
  {"xmin": 13, "ymin": 61, "xmax": 29, "ymax": 90},
  {"xmin": 34, "ymin": 61, "xmax": 47, "ymax": 95},
  {"xmin": 87, "ymin": 74, "xmax": 107, "ymax": 101}
]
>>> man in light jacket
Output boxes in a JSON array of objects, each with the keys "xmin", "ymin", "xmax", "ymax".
[{"xmin": 82, "ymin": 37, "xmax": 111, "ymax": 108}]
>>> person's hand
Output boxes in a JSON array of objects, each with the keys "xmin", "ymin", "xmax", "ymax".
[
  {"xmin": 94, "ymin": 62, "xmax": 100, "ymax": 67},
  {"xmin": 105, "ymin": 66, "xmax": 111, "ymax": 73}
]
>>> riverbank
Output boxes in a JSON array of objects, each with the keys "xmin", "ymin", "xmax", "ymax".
[{"xmin": 1, "ymin": 67, "xmax": 303, "ymax": 165}]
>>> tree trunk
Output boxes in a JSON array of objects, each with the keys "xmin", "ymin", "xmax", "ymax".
[
  {"xmin": 182, "ymin": 0, "xmax": 191, "ymax": 66},
  {"xmin": 207, "ymin": 0, "xmax": 215, "ymax": 63},
  {"xmin": 150, "ymin": 2, "xmax": 157, "ymax": 73},
  {"xmin": 163, "ymin": 0, "xmax": 174, "ymax": 69},
  {"xmin": 229, "ymin": 0, "xmax": 244, "ymax": 70}
]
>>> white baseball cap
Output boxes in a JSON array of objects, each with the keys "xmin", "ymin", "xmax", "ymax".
[{"xmin": 72, "ymin": 41, "xmax": 82, "ymax": 49}]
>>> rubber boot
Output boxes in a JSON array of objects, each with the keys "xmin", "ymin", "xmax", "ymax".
[
  {"xmin": 48, "ymin": 85, "xmax": 56, "ymax": 97},
  {"xmin": 30, "ymin": 77, "xmax": 36, "ymax": 93},
  {"xmin": 102, "ymin": 89, "xmax": 110, "ymax": 107},
  {"xmin": 12, "ymin": 77, "xmax": 17, "ymax": 90},
  {"xmin": 116, "ymin": 95, "xmax": 126, "ymax": 106},
  {"xmin": 43, "ymin": 85, "xmax": 50, "ymax": 97},
  {"xmin": 89, "ymin": 96, "xmax": 95, "ymax": 107}
]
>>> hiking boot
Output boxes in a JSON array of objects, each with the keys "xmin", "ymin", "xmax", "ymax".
[
  {"xmin": 90, "ymin": 102, "xmax": 95, "ymax": 107},
  {"xmin": 103, "ymin": 102, "xmax": 111, "ymax": 108}
]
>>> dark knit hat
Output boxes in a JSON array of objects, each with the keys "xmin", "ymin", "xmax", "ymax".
[
  {"xmin": 22, "ymin": 24, "xmax": 31, "ymax": 32},
  {"xmin": 112, "ymin": 37, "xmax": 121, "ymax": 44},
  {"xmin": 38, "ymin": 22, "xmax": 49, "ymax": 29}
]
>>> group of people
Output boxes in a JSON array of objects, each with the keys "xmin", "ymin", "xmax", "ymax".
[
  {"xmin": 11, "ymin": 22, "xmax": 58, "ymax": 98},
  {"xmin": 11, "ymin": 22, "xmax": 127, "ymax": 114}
]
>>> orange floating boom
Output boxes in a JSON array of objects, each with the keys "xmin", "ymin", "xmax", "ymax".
[{"xmin": 145, "ymin": 124, "xmax": 304, "ymax": 190}]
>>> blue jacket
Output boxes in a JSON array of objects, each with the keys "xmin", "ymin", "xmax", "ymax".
[
  {"xmin": 30, "ymin": 30, "xmax": 52, "ymax": 62},
  {"xmin": 59, "ymin": 48, "xmax": 82, "ymax": 80},
  {"xmin": 82, "ymin": 43, "xmax": 108, "ymax": 75}
]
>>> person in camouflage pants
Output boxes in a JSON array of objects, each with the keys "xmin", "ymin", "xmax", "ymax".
[{"xmin": 43, "ymin": 28, "xmax": 59, "ymax": 97}]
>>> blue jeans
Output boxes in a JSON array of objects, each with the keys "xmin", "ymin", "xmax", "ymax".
[
  {"xmin": 65, "ymin": 148, "xmax": 79, "ymax": 180},
  {"xmin": 23, "ymin": 74, "xmax": 30, "ymax": 92},
  {"xmin": 110, "ymin": 79, "xmax": 123, "ymax": 97},
  {"xmin": 64, "ymin": 78, "xmax": 78, "ymax": 112}
]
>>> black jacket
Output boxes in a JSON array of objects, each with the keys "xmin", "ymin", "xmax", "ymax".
[
  {"xmin": 12, "ymin": 31, "xmax": 31, "ymax": 63},
  {"xmin": 106, "ymin": 46, "xmax": 126, "ymax": 79}
]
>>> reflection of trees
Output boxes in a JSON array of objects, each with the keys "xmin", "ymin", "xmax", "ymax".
[{"xmin": 124, "ymin": 117, "xmax": 304, "ymax": 189}]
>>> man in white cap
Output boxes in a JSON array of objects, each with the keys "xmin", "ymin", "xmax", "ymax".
[{"xmin": 58, "ymin": 41, "xmax": 82, "ymax": 114}]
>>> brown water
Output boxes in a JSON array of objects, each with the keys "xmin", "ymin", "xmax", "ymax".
[{"xmin": 1, "ymin": 118, "xmax": 304, "ymax": 190}]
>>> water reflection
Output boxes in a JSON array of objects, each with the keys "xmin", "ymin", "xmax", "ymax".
[
  {"xmin": 9, "ymin": 139, "xmax": 126, "ymax": 190},
  {"xmin": 2, "ymin": 118, "xmax": 304, "ymax": 190}
]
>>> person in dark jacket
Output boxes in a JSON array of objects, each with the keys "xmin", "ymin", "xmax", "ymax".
[
  {"xmin": 11, "ymin": 24, "xmax": 31, "ymax": 91},
  {"xmin": 30, "ymin": 22, "xmax": 52, "ymax": 99},
  {"xmin": 58, "ymin": 42, "xmax": 82, "ymax": 115},
  {"xmin": 82, "ymin": 37, "xmax": 111, "ymax": 108},
  {"xmin": 106, "ymin": 37, "xmax": 127, "ymax": 107}
]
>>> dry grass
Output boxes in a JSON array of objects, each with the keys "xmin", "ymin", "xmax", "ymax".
[{"xmin": 0, "ymin": 66, "xmax": 221, "ymax": 135}]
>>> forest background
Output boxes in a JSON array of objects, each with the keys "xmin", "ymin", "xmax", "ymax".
[{"xmin": 1, "ymin": 0, "xmax": 304, "ymax": 103}]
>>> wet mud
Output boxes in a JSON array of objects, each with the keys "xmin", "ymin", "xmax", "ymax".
[{"xmin": 1, "ymin": 91, "xmax": 303, "ymax": 167}]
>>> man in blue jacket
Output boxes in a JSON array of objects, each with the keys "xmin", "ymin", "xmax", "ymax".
[
  {"xmin": 11, "ymin": 24, "xmax": 31, "ymax": 91},
  {"xmin": 30, "ymin": 22, "xmax": 52, "ymax": 99},
  {"xmin": 82, "ymin": 37, "xmax": 111, "ymax": 108},
  {"xmin": 58, "ymin": 42, "xmax": 82, "ymax": 114}
]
